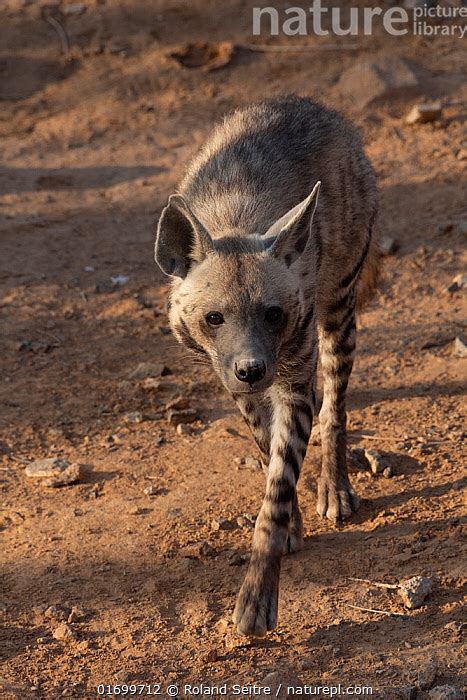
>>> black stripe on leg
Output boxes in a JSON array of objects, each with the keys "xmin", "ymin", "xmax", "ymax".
[
  {"xmin": 285, "ymin": 444, "xmax": 300, "ymax": 482},
  {"xmin": 271, "ymin": 511, "xmax": 290, "ymax": 528},
  {"xmin": 266, "ymin": 479, "xmax": 296, "ymax": 504},
  {"xmin": 295, "ymin": 413, "xmax": 309, "ymax": 444}
]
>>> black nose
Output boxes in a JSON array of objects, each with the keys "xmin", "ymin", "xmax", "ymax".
[{"xmin": 234, "ymin": 359, "xmax": 266, "ymax": 384}]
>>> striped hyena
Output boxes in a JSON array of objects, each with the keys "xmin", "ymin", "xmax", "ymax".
[{"xmin": 155, "ymin": 95, "xmax": 379, "ymax": 637}]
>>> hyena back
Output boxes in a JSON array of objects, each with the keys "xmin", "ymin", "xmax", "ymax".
[{"xmin": 155, "ymin": 95, "xmax": 379, "ymax": 637}]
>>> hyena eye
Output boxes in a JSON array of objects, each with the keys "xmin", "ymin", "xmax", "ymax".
[
  {"xmin": 206, "ymin": 311, "xmax": 224, "ymax": 326},
  {"xmin": 265, "ymin": 306, "xmax": 284, "ymax": 325}
]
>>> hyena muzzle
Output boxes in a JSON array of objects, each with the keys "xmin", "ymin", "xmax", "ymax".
[{"xmin": 154, "ymin": 95, "xmax": 379, "ymax": 637}]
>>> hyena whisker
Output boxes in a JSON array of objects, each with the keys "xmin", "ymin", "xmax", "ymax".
[{"xmin": 154, "ymin": 95, "xmax": 379, "ymax": 637}]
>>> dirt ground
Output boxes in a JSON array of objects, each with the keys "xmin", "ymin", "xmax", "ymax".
[{"xmin": 0, "ymin": 1, "xmax": 466, "ymax": 698}]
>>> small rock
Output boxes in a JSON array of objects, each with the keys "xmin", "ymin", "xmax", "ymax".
[
  {"xmin": 428, "ymin": 686, "xmax": 463, "ymax": 700},
  {"xmin": 406, "ymin": 102, "xmax": 442, "ymax": 125},
  {"xmin": 52, "ymin": 623, "xmax": 77, "ymax": 642},
  {"xmin": 214, "ymin": 617, "xmax": 229, "ymax": 634},
  {"xmin": 457, "ymin": 149, "xmax": 467, "ymax": 162},
  {"xmin": 211, "ymin": 517, "xmax": 233, "ymax": 532},
  {"xmin": 25, "ymin": 457, "xmax": 70, "ymax": 478},
  {"xmin": 452, "ymin": 336, "xmax": 467, "ymax": 358},
  {"xmin": 380, "ymin": 236, "xmax": 399, "ymax": 255},
  {"xmin": 364, "ymin": 449, "xmax": 388, "ymax": 474},
  {"xmin": 228, "ymin": 551, "xmax": 247, "ymax": 566},
  {"xmin": 444, "ymin": 620, "xmax": 464, "ymax": 635},
  {"xmin": 204, "ymin": 648, "xmax": 219, "ymax": 662},
  {"xmin": 67, "ymin": 606, "xmax": 86, "ymax": 623},
  {"xmin": 124, "ymin": 411, "xmax": 144, "ymax": 424},
  {"xmin": 45, "ymin": 604, "xmax": 71, "ymax": 621},
  {"xmin": 110, "ymin": 274, "xmax": 129, "ymax": 287},
  {"xmin": 176, "ymin": 423, "xmax": 191, "ymax": 435},
  {"xmin": 398, "ymin": 575, "xmax": 433, "ymax": 609},
  {"xmin": 244, "ymin": 456, "xmax": 262, "ymax": 470},
  {"xmin": 168, "ymin": 408, "xmax": 197, "ymax": 427},
  {"xmin": 383, "ymin": 466, "xmax": 393, "ymax": 478},
  {"xmin": 447, "ymin": 273, "xmax": 467, "ymax": 293},
  {"xmin": 416, "ymin": 658, "xmax": 438, "ymax": 690},
  {"xmin": 143, "ymin": 484, "xmax": 165, "ymax": 496},
  {"xmin": 236, "ymin": 514, "xmax": 255, "ymax": 528},
  {"xmin": 128, "ymin": 362, "xmax": 169, "ymax": 379}
]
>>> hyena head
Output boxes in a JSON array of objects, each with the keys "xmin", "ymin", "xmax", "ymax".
[{"xmin": 154, "ymin": 183, "xmax": 320, "ymax": 394}]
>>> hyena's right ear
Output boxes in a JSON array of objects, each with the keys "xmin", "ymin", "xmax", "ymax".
[{"xmin": 155, "ymin": 194, "xmax": 214, "ymax": 278}]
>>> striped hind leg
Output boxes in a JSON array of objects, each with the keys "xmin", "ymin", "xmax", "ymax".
[
  {"xmin": 232, "ymin": 385, "xmax": 314, "ymax": 636},
  {"xmin": 234, "ymin": 394, "xmax": 304, "ymax": 553},
  {"xmin": 317, "ymin": 291, "xmax": 359, "ymax": 522}
]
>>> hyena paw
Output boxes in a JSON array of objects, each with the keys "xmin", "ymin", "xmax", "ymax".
[
  {"xmin": 285, "ymin": 506, "xmax": 303, "ymax": 554},
  {"xmin": 316, "ymin": 477, "xmax": 360, "ymax": 523},
  {"xmin": 232, "ymin": 563, "xmax": 279, "ymax": 637}
]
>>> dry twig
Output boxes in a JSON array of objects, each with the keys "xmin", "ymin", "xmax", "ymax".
[{"xmin": 345, "ymin": 603, "xmax": 405, "ymax": 617}]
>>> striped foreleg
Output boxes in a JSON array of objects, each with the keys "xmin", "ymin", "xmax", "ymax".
[
  {"xmin": 317, "ymin": 290, "xmax": 359, "ymax": 522},
  {"xmin": 232, "ymin": 387, "xmax": 314, "ymax": 636}
]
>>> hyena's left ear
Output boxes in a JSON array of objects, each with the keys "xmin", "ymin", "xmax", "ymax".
[
  {"xmin": 264, "ymin": 181, "xmax": 321, "ymax": 267},
  {"xmin": 155, "ymin": 194, "xmax": 214, "ymax": 278}
]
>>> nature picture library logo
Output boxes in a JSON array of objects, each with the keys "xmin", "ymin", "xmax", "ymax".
[{"xmin": 252, "ymin": 1, "xmax": 467, "ymax": 38}]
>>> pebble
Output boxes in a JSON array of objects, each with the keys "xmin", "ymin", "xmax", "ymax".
[
  {"xmin": 143, "ymin": 485, "xmax": 165, "ymax": 496},
  {"xmin": 25, "ymin": 458, "xmax": 88, "ymax": 487},
  {"xmin": 67, "ymin": 606, "xmax": 86, "ymax": 623},
  {"xmin": 383, "ymin": 466, "xmax": 393, "ymax": 478},
  {"xmin": 176, "ymin": 423, "xmax": 191, "ymax": 435},
  {"xmin": 236, "ymin": 514, "xmax": 255, "ymax": 528},
  {"xmin": 168, "ymin": 408, "xmax": 197, "ymax": 427},
  {"xmin": 452, "ymin": 336, "xmax": 467, "ymax": 358},
  {"xmin": 416, "ymin": 658, "xmax": 438, "ymax": 690},
  {"xmin": 211, "ymin": 517, "xmax": 234, "ymax": 532},
  {"xmin": 52, "ymin": 622, "xmax": 77, "ymax": 642},
  {"xmin": 398, "ymin": 576, "xmax": 433, "ymax": 608},
  {"xmin": 405, "ymin": 102, "xmax": 442, "ymax": 125},
  {"xmin": 228, "ymin": 551, "xmax": 247, "ymax": 566},
  {"xmin": 124, "ymin": 411, "xmax": 144, "ymax": 424},
  {"xmin": 128, "ymin": 362, "xmax": 169, "ymax": 380},
  {"xmin": 45, "ymin": 604, "xmax": 71, "ymax": 621},
  {"xmin": 457, "ymin": 149, "xmax": 467, "ymax": 161},
  {"xmin": 447, "ymin": 273, "xmax": 467, "ymax": 292},
  {"xmin": 243, "ymin": 456, "xmax": 261, "ymax": 470},
  {"xmin": 428, "ymin": 686, "xmax": 463, "ymax": 700},
  {"xmin": 364, "ymin": 449, "xmax": 388, "ymax": 474}
]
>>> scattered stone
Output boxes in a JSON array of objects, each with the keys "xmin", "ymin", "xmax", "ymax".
[
  {"xmin": 168, "ymin": 41, "xmax": 235, "ymax": 72},
  {"xmin": 204, "ymin": 647, "xmax": 219, "ymax": 662},
  {"xmin": 183, "ymin": 541, "xmax": 215, "ymax": 558},
  {"xmin": 52, "ymin": 622, "xmax": 77, "ymax": 642},
  {"xmin": 406, "ymin": 102, "xmax": 442, "ymax": 125},
  {"xmin": 228, "ymin": 551, "xmax": 247, "ymax": 566},
  {"xmin": 25, "ymin": 458, "xmax": 88, "ymax": 487},
  {"xmin": 124, "ymin": 411, "xmax": 144, "ymax": 424},
  {"xmin": 383, "ymin": 466, "xmax": 393, "ymax": 478},
  {"xmin": 456, "ymin": 149, "xmax": 467, "ymax": 162},
  {"xmin": 242, "ymin": 456, "xmax": 262, "ymax": 471},
  {"xmin": 364, "ymin": 449, "xmax": 388, "ymax": 475},
  {"xmin": 128, "ymin": 362, "xmax": 168, "ymax": 380},
  {"xmin": 143, "ymin": 484, "xmax": 165, "ymax": 496},
  {"xmin": 428, "ymin": 686, "xmax": 463, "ymax": 700},
  {"xmin": 236, "ymin": 514, "xmax": 255, "ymax": 528},
  {"xmin": 214, "ymin": 617, "xmax": 229, "ymax": 634},
  {"xmin": 444, "ymin": 620, "xmax": 464, "ymax": 635},
  {"xmin": 336, "ymin": 57, "xmax": 418, "ymax": 108},
  {"xmin": 211, "ymin": 517, "xmax": 234, "ymax": 532},
  {"xmin": 67, "ymin": 606, "xmax": 86, "ymax": 623},
  {"xmin": 398, "ymin": 576, "xmax": 433, "ymax": 609},
  {"xmin": 416, "ymin": 658, "xmax": 438, "ymax": 690},
  {"xmin": 380, "ymin": 236, "xmax": 399, "ymax": 255},
  {"xmin": 453, "ymin": 336, "xmax": 467, "ymax": 358},
  {"xmin": 110, "ymin": 274, "xmax": 129, "ymax": 287},
  {"xmin": 167, "ymin": 408, "xmax": 197, "ymax": 427},
  {"xmin": 176, "ymin": 423, "xmax": 191, "ymax": 436},
  {"xmin": 447, "ymin": 273, "xmax": 467, "ymax": 293},
  {"xmin": 45, "ymin": 604, "xmax": 71, "ymax": 621}
]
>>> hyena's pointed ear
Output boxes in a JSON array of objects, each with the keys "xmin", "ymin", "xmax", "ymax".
[
  {"xmin": 264, "ymin": 181, "xmax": 321, "ymax": 267},
  {"xmin": 155, "ymin": 194, "xmax": 214, "ymax": 278}
]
